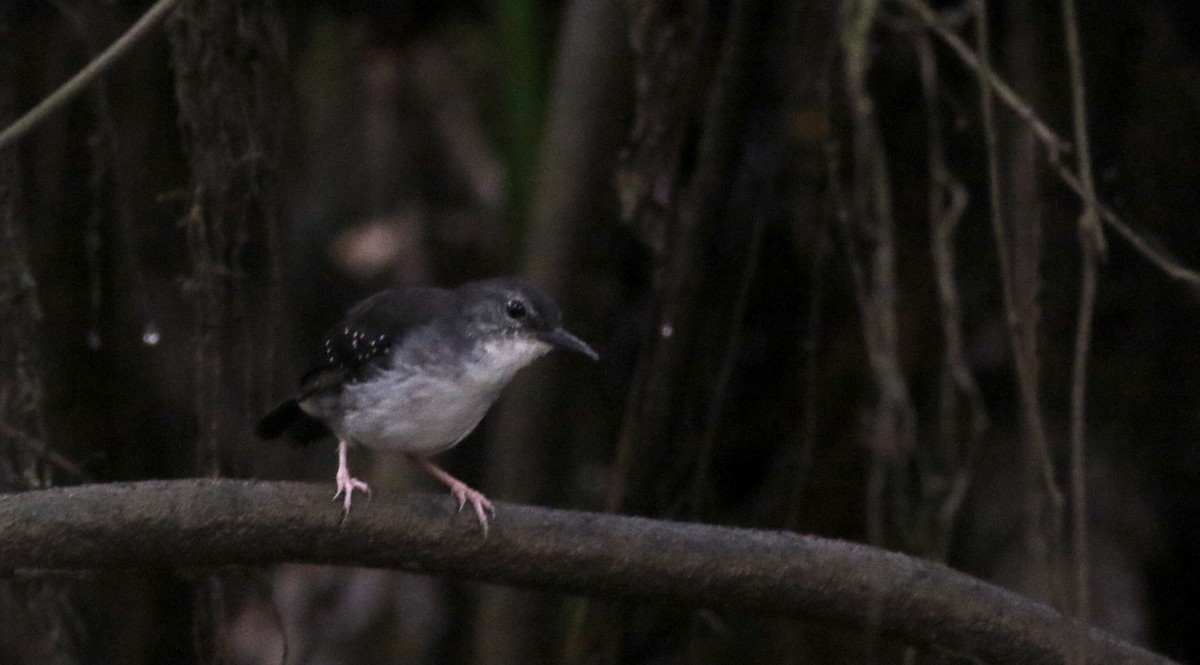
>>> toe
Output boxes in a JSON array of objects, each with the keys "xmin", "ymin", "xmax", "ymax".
[
  {"xmin": 333, "ymin": 477, "xmax": 369, "ymax": 513},
  {"xmin": 451, "ymin": 486, "xmax": 468, "ymax": 512},
  {"xmin": 473, "ymin": 501, "xmax": 489, "ymax": 531}
]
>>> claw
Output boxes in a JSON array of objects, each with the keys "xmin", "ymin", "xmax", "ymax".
[
  {"xmin": 333, "ymin": 439, "xmax": 370, "ymax": 518},
  {"xmin": 449, "ymin": 482, "xmax": 494, "ymax": 534},
  {"xmin": 409, "ymin": 455, "xmax": 495, "ymax": 537},
  {"xmin": 333, "ymin": 470, "xmax": 371, "ymax": 517}
]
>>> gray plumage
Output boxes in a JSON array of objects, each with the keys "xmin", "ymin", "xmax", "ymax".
[{"xmin": 256, "ymin": 277, "xmax": 597, "ymax": 531}]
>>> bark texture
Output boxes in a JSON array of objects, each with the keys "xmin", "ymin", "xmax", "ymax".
[{"xmin": 0, "ymin": 479, "xmax": 1175, "ymax": 665}]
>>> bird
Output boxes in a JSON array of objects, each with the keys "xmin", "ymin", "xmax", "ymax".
[{"xmin": 255, "ymin": 277, "xmax": 598, "ymax": 534}]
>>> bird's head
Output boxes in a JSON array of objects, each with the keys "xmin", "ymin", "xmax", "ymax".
[{"xmin": 455, "ymin": 278, "xmax": 599, "ymax": 363}]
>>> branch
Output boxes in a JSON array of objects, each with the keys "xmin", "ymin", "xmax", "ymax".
[
  {"xmin": 0, "ymin": 0, "xmax": 182, "ymax": 154},
  {"xmin": 1062, "ymin": 0, "xmax": 1101, "ymax": 637},
  {"xmin": 897, "ymin": 0, "xmax": 1070, "ymax": 156},
  {"xmin": 0, "ymin": 480, "xmax": 1174, "ymax": 665},
  {"xmin": 899, "ymin": 0, "xmax": 1200, "ymax": 292}
]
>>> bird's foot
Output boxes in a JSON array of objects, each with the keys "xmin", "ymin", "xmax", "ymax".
[
  {"xmin": 449, "ymin": 481, "xmax": 495, "ymax": 536},
  {"xmin": 408, "ymin": 455, "xmax": 496, "ymax": 537},
  {"xmin": 333, "ymin": 468, "xmax": 371, "ymax": 517}
]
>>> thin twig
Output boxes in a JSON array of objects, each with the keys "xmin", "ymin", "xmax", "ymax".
[
  {"xmin": 843, "ymin": 3, "xmax": 917, "ymax": 657},
  {"xmin": 973, "ymin": 0, "xmax": 1063, "ymax": 527},
  {"xmin": 50, "ymin": 1, "xmax": 160, "ymax": 356},
  {"xmin": 899, "ymin": 0, "xmax": 1200, "ymax": 291},
  {"xmin": 0, "ymin": 419, "xmax": 87, "ymax": 480},
  {"xmin": 970, "ymin": 3, "xmax": 1012, "ymax": 398},
  {"xmin": 1053, "ymin": 164, "xmax": 1200, "ymax": 289},
  {"xmin": 1061, "ymin": 0, "xmax": 1099, "ymax": 652},
  {"xmin": 0, "ymin": 0, "xmax": 182, "ymax": 154},
  {"xmin": 897, "ymin": 0, "xmax": 1070, "ymax": 157},
  {"xmin": 842, "ymin": 0, "xmax": 918, "ymax": 464},
  {"xmin": 915, "ymin": 29, "xmax": 987, "ymax": 560}
]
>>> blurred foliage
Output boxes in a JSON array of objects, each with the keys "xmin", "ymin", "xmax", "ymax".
[{"xmin": 1, "ymin": 0, "xmax": 1200, "ymax": 663}]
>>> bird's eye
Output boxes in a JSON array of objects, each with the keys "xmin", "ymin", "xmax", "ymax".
[{"xmin": 505, "ymin": 299, "xmax": 528, "ymax": 319}]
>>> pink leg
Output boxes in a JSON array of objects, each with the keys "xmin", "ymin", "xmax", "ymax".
[
  {"xmin": 332, "ymin": 439, "xmax": 370, "ymax": 516},
  {"xmin": 408, "ymin": 454, "xmax": 495, "ymax": 535}
]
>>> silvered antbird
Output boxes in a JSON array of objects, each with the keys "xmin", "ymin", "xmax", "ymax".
[{"xmin": 255, "ymin": 277, "xmax": 598, "ymax": 533}]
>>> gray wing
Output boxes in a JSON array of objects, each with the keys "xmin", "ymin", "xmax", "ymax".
[{"xmin": 297, "ymin": 287, "xmax": 453, "ymax": 398}]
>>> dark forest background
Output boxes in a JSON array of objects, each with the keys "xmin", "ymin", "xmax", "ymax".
[{"xmin": 2, "ymin": 0, "xmax": 1200, "ymax": 663}]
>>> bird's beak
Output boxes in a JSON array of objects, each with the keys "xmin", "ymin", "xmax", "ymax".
[{"xmin": 538, "ymin": 327, "xmax": 599, "ymax": 361}]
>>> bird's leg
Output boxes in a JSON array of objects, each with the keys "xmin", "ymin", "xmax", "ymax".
[
  {"xmin": 408, "ymin": 454, "xmax": 495, "ymax": 534},
  {"xmin": 332, "ymin": 439, "xmax": 371, "ymax": 516}
]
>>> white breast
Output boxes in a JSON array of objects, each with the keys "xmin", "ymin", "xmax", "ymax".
[
  {"xmin": 332, "ymin": 336, "xmax": 551, "ymax": 455},
  {"xmin": 464, "ymin": 337, "xmax": 553, "ymax": 386}
]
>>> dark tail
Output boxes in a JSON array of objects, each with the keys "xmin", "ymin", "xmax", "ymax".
[{"xmin": 255, "ymin": 399, "xmax": 331, "ymax": 444}]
